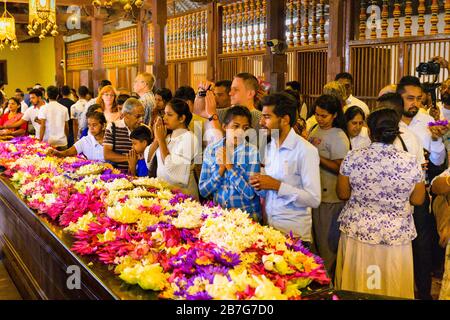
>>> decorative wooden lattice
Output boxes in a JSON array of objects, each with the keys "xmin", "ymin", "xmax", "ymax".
[
  {"xmin": 221, "ymin": 0, "xmax": 266, "ymax": 54},
  {"xmin": 359, "ymin": 0, "xmax": 450, "ymax": 40},
  {"xmin": 66, "ymin": 38, "xmax": 93, "ymax": 71},
  {"xmin": 102, "ymin": 28, "xmax": 138, "ymax": 68},
  {"xmin": 221, "ymin": 0, "xmax": 329, "ymax": 54},
  {"xmin": 166, "ymin": 10, "xmax": 207, "ymax": 61}
]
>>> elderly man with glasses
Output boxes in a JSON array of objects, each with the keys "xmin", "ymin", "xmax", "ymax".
[{"xmin": 103, "ymin": 98, "xmax": 145, "ymax": 171}]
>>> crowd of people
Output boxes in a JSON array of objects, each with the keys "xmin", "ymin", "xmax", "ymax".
[{"xmin": 0, "ymin": 56, "xmax": 450, "ymax": 300}]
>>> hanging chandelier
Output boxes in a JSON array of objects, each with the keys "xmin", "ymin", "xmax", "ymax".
[
  {"xmin": 0, "ymin": 0, "xmax": 18, "ymax": 50},
  {"xmin": 92, "ymin": 0, "xmax": 144, "ymax": 13},
  {"xmin": 27, "ymin": 0, "xmax": 58, "ymax": 40}
]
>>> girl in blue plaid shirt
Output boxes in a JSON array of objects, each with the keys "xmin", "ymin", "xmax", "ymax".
[{"xmin": 199, "ymin": 106, "xmax": 262, "ymax": 222}]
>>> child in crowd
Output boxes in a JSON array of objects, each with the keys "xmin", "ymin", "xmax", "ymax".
[
  {"xmin": 48, "ymin": 111, "xmax": 107, "ymax": 161},
  {"xmin": 128, "ymin": 125, "xmax": 152, "ymax": 177},
  {"xmin": 80, "ymin": 104, "xmax": 103, "ymax": 139},
  {"xmin": 117, "ymin": 94, "xmax": 130, "ymax": 113}
]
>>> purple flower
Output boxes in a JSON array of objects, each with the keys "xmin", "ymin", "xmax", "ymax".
[
  {"xmin": 164, "ymin": 209, "xmax": 178, "ymax": 217},
  {"xmin": 195, "ymin": 266, "xmax": 229, "ymax": 280},
  {"xmin": 180, "ymin": 229, "xmax": 198, "ymax": 243},
  {"xmin": 100, "ymin": 172, "xmax": 128, "ymax": 182},
  {"xmin": 185, "ymin": 292, "xmax": 212, "ymax": 300},
  {"xmin": 428, "ymin": 119, "xmax": 449, "ymax": 127},
  {"xmin": 147, "ymin": 222, "xmax": 174, "ymax": 233},
  {"xmin": 213, "ymin": 249, "xmax": 241, "ymax": 268},
  {"xmin": 169, "ymin": 192, "xmax": 192, "ymax": 206}
]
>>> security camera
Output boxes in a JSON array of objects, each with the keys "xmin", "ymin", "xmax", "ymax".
[
  {"xmin": 60, "ymin": 59, "xmax": 65, "ymax": 68},
  {"xmin": 266, "ymin": 39, "xmax": 287, "ymax": 54},
  {"xmin": 266, "ymin": 39, "xmax": 279, "ymax": 47}
]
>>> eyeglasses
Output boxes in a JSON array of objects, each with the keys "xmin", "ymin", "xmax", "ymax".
[
  {"xmin": 130, "ymin": 113, "xmax": 145, "ymax": 120},
  {"xmin": 102, "ymin": 93, "xmax": 115, "ymax": 97}
]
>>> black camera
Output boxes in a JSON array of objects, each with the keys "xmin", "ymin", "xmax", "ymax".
[
  {"xmin": 416, "ymin": 61, "xmax": 441, "ymax": 76},
  {"xmin": 198, "ymin": 84, "xmax": 211, "ymax": 97}
]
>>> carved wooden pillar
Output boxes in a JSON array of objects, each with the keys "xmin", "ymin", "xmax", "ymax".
[
  {"xmin": 152, "ymin": 0, "xmax": 168, "ymax": 88},
  {"xmin": 311, "ymin": 0, "xmax": 317, "ymax": 44},
  {"xmin": 393, "ymin": 1, "xmax": 401, "ymax": 37},
  {"xmin": 263, "ymin": 0, "xmax": 287, "ymax": 91},
  {"xmin": 92, "ymin": 13, "xmax": 106, "ymax": 94},
  {"xmin": 296, "ymin": 0, "xmax": 302, "ymax": 45},
  {"xmin": 445, "ymin": 0, "xmax": 450, "ymax": 34},
  {"xmin": 54, "ymin": 34, "xmax": 65, "ymax": 87},
  {"xmin": 137, "ymin": 8, "xmax": 149, "ymax": 73},
  {"xmin": 327, "ymin": 0, "xmax": 346, "ymax": 81},
  {"xmin": 319, "ymin": 0, "xmax": 325, "ymax": 43},
  {"xmin": 288, "ymin": 0, "xmax": 295, "ymax": 47},
  {"xmin": 381, "ymin": 0, "xmax": 389, "ymax": 38},
  {"xmin": 302, "ymin": 0, "xmax": 309, "ymax": 45},
  {"xmin": 417, "ymin": 0, "xmax": 426, "ymax": 36},
  {"xmin": 207, "ymin": 2, "xmax": 218, "ymax": 82},
  {"xmin": 369, "ymin": 0, "xmax": 377, "ymax": 39},
  {"xmin": 430, "ymin": 0, "xmax": 439, "ymax": 35},
  {"xmin": 359, "ymin": 0, "xmax": 366, "ymax": 40},
  {"xmin": 404, "ymin": 1, "xmax": 413, "ymax": 37}
]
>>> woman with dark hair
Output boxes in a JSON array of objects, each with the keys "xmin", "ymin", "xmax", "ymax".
[
  {"xmin": 0, "ymin": 98, "xmax": 28, "ymax": 137},
  {"xmin": 152, "ymin": 88, "xmax": 173, "ymax": 128},
  {"xmin": 307, "ymin": 94, "xmax": 350, "ymax": 280},
  {"xmin": 335, "ymin": 108, "xmax": 426, "ymax": 299},
  {"xmin": 48, "ymin": 111, "xmax": 107, "ymax": 161},
  {"xmin": 344, "ymin": 105, "xmax": 370, "ymax": 150},
  {"xmin": 146, "ymin": 98, "xmax": 200, "ymax": 199}
]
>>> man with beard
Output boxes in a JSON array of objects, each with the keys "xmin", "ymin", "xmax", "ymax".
[
  {"xmin": 249, "ymin": 92, "xmax": 321, "ymax": 246},
  {"xmin": 397, "ymin": 76, "xmax": 447, "ymax": 300}
]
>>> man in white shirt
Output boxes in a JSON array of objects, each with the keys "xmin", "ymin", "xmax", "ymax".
[
  {"xmin": 71, "ymin": 85, "xmax": 89, "ymax": 142},
  {"xmin": 376, "ymin": 92, "xmax": 426, "ymax": 166},
  {"xmin": 397, "ymin": 76, "xmax": 447, "ymax": 300},
  {"xmin": 249, "ymin": 92, "xmax": 321, "ymax": 245},
  {"xmin": 38, "ymin": 86, "xmax": 69, "ymax": 150},
  {"xmin": 3, "ymin": 88, "xmax": 45, "ymax": 137},
  {"xmin": 134, "ymin": 72, "xmax": 156, "ymax": 126},
  {"xmin": 14, "ymin": 89, "xmax": 28, "ymax": 113},
  {"xmin": 335, "ymin": 72, "xmax": 371, "ymax": 117}
]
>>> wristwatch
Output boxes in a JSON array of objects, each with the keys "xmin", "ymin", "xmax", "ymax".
[{"xmin": 208, "ymin": 114, "xmax": 218, "ymax": 122}]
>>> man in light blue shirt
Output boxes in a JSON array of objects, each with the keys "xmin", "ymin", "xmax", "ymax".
[{"xmin": 250, "ymin": 92, "xmax": 321, "ymax": 243}]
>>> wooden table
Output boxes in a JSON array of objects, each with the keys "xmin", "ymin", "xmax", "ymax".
[
  {"xmin": 0, "ymin": 176, "xmax": 406, "ymax": 301},
  {"xmin": 0, "ymin": 177, "xmax": 157, "ymax": 300}
]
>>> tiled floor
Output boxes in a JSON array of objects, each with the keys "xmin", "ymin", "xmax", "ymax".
[{"xmin": 0, "ymin": 259, "xmax": 22, "ymax": 300}]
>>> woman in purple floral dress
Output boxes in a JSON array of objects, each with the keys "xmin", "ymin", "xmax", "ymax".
[{"xmin": 335, "ymin": 108, "xmax": 426, "ymax": 299}]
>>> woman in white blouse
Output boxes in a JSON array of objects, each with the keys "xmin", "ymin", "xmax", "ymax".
[
  {"xmin": 344, "ymin": 106, "xmax": 371, "ymax": 150},
  {"xmin": 147, "ymin": 98, "xmax": 200, "ymax": 199}
]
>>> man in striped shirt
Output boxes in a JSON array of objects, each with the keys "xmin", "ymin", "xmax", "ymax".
[{"xmin": 104, "ymin": 98, "xmax": 145, "ymax": 171}]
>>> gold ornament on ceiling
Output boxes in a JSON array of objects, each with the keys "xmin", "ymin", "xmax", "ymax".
[
  {"xmin": 0, "ymin": 0, "xmax": 19, "ymax": 50},
  {"xmin": 92, "ymin": 0, "xmax": 144, "ymax": 12},
  {"xmin": 27, "ymin": 0, "xmax": 58, "ymax": 40}
]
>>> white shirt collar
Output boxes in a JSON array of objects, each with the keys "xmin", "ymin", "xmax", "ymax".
[{"xmin": 170, "ymin": 128, "xmax": 188, "ymax": 139}]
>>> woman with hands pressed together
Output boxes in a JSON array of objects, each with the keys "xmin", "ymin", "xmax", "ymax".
[{"xmin": 146, "ymin": 98, "xmax": 200, "ymax": 199}]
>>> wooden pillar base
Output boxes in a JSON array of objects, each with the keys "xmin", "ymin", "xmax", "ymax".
[{"xmin": 263, "ymin": 53, "xmax": 287, "ymax": 92}]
